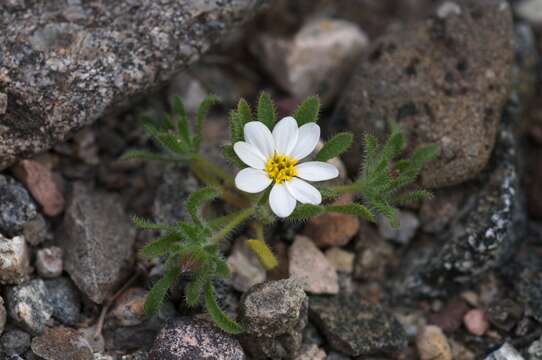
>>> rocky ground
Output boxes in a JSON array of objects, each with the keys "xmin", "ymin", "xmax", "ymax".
[{"xmin": 2, "ymin": 0, "xmax": 542, "ymax": 359}]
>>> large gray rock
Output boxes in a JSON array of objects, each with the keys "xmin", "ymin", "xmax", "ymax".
[
  {"xmin": 0, "ymin": 0, "xmax": 269, "ymax": 169},
  {"xmin": 149, "ymin": 317, "xmax": 246, "ymax": 360},
  {"xmin": 333, "ymin": 0, "xmax": 514, "ymax": 187},
  {"xmin": 31, "ymin": 326, "xmax": 93, "ymax": 360},
  {"xmin": 309, "ymin": 295, "xmax": 407, "ymax": 357},
  {"xmin": 0, "ymin": 234, "xmax": 31, "ymax": 285},
  {"xmin": 5, "ymin": 279, "xmax": 53, "ymax": 334},
  {"xmin": 58, "ymin": 182, "xmax": 136, "ymax": 304},
  {"xmin": 0, "ymin": 175, "xmax": 37, "ymax": 237},
  {"xmin": 44, "ymin": 277, "xmax": 81, "ymax": 326},
  {"xmin": 239, "ymin": 279, "xmax": 308, "ymax": 359}
]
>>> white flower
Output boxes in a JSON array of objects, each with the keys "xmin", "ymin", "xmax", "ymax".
[{"xmin": 233, "ymin": 116, "xmax": 339, "ymax": 218}]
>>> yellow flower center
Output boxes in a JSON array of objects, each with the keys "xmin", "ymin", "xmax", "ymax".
[{"xmin": 265, "ymin": 153, "xmax": 297, "ymax": 184}]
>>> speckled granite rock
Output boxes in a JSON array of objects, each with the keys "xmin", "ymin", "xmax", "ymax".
[
  {"xmin": 0, "ymin": 234, "xmax": 31, "ymax": 285},
  {"xmin": 5, "ymin": 279, "xmax": 53, "ymax": 334},
  {"xmin": 309, "ymin": 295, "xmax": 407, "ymax": 356},
  {"xmin": 0, "ymin": 175, "xmax": 37, "ymax": 237},
  {"xmin": 333, "ymin": 0, "xmax": 514, "ymax": 187},
  {"xmin": 239, "ymin": 279, "xmax": 308, "ymax": 359},
  {"xmin": 149, "ymin": 317, "xmax": 246, "ymax": 360},
  {"xmin": 0, "ymin": 0, "xmax": 269, "ymax": 169},
  {"xmin": 58, "ymin": 182, "xmax": 136, "ymax": 304},
  {"xmin": 31, "ymin": 326, "xmax": 93, "ymax": 360}
]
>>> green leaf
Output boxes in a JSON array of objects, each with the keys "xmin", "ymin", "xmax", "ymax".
[
  {"xmin": 393, "ymin": 189, "xmax": 433, "ymax": 205},
  {"xmin": 172, "ymin": 96, "xmax": 191, "ymax": 145},
  {"xmin": 210, "ymin": 255, "xmax": 230, "ymax": 278},
  {"xmin": 237, "ymin": 98, "xmax": 252, "ymax": 126},
  {"xmin": 223, "ymin": 145, "xmax": 245, "ymax": 168},
  {"xmin": 185, "ymin": 266, "xmax": 210, "ymax": 307},
  {"xmin": 315, "ymin": 132, "xmax": 353, "ymax": 161},
  {"xmin": 144, "ymin": 265, "xmax": 180, "ymax": 316},
  {"xmin": 380, "ymin": 130, "xmax": 405, "ymax": 162},
  {"xmin": 257, "ymin": 92, "xmax": 276, "ymax": 129},
  {"xmin": 372, "ymin": 200, "xmax": 399, "ymax": 228},
  {"xmin": 140, "ymin": 233, "xmax": 180, "ymax": 258},
  {"xmin": 229, "ymin": 111, "xmax": 243, "ymax": 143},
  {"xmin": 156, "ymin": 132, "xmax": 192, "ymax": 154},
  {"xmin": 361, "ymin": 133, "xmax": 379, "ymax": 180},
  {"xmin": 177, "ymin": 222, "xmax": 205, "ymax": 243},
  {"xmin": 132, "ymin": 215, "xmax": 178, "ymax": 232},
  {"xmin": 204, "ymin": 281, "xmax": 244, "ymax": 334},
  {"xmin": 288, "ymin": 204, "xmax": 324, "ymax": 221},
  {"xmin": 194, "ymin": 95, "xmax": 220, "ymax": 150},
  {"xmin": 409, "ymin": 144, "xmax": 439, "ymax": 168},
  {"xmin": 318, "ymin": 187, "xmax": 340, "ymax": 200},
  {"xmin": 294, "ymin": 96, "xmax": 320, "ymax": 125},
  {"xmin": 325, "ymin": 203, "xmax": 376, "ymax": 223},
  {"xmin": 186, "ymin": 187, "xmax": 218, "ymax": 225}
]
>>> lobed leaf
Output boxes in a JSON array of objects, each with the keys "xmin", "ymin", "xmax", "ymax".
[
  {"xmin": 315, "ymin": 132, "xmax": 353, "ymax": 162},
  {"xmin": 294, "ymin": 96, "xmax": 320, "ymax": 125}
]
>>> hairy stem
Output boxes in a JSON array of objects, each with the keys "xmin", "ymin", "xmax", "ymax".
[
  {"xmin": 211, "ymin": 207, "xmax": 254, "ymax": 243},
  {"xmin": 190, "ymin": 161, "xmax": 247, "ymax": 208}
]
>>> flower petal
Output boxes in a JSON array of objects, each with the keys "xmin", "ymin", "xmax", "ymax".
[
  {"xmin": 233, "ymin": 141, "xmax": 266, "ymax": 169},
  {"xmin": 235, "ymin": 168, "xmax": 272, "ymax": 193},
  {"xmin": 290, "ymin": 122, "xmax": 320, "ymax": 160},
  {"xmin": 295, "ymin": 161, "xmax": 339, "ymax": 182},
  {"xmin": 269, "ymin": 183, "xmax": 297, "ymax": 218},
  {"xmin": 272, "ymin": 116, "xmax": 298, "ymax": 155},
  {"xmin": 244, "ymin": 121, "xmax": 275, "ymax": 159},
  {"xmin": 285, "ymin": 178, "xmax": 322, "ymax": 205}
]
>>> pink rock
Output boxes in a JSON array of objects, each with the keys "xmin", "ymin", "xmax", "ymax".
[
  {"xmin": 12, "ymin": 160, "xmax": 65, "ymax": 217},
  {"xmin": 289, "ymin": 235, "xmax": 338, "ymax": 294},
  {"xmin": 463, "ymin": 309, "xmax": 489, "ymax": 336}
]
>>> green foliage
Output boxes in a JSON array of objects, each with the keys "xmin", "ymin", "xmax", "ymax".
[
  {"xmin": 325, "ymin": 203, "xmax": 375, "ymax": 223},
  {"xmin": 352, "ymin": 128, "xmax": 438, "ymax": 228},
  {"xmin": 257, "ymin": 92, "xmax": 277, "ymax": 129},
  {"xmin": 204, "ymin": 281, "xmax": 244, "ymax": 334},
  {"xmin": 288, "ymin": 204, "xmax": 325, "ymax": 221},
  {"xmin": 186, "ymin": 187, "xmax": 218, "ymax": 225},
  {"xmin": 294, "ymin": 96, "xmax": 320, "ymax": 125},
  {"xmin": 315, "ymin": 132, "xmax": 353, "ymax": 162},
  {"xmin": 144, "ymin": 265, "xmax": 180, "ymax": 316},
  {"xmin": 120, "ymin": 95, "xmax": 219, "ymax": 162}
]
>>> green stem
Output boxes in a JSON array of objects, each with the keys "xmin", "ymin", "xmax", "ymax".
[
  {"xmin": 210, "ymin": 207, "xmax": 254, "ymax": 244},
  {"xmin": 329, "ymin": 183, "xmax": 360, "ymax": 193}
]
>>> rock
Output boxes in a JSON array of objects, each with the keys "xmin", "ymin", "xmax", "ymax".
[
  {"xmin": 0, "ymin": 175, "xmax": 37, "ymax": 237},
  {"xmin": 484, "ymin": 343, "xmax": 524, "ymax": 360},
  {"xmin": 527, "ymin": 335, "xmax": 542, "ymax": 360},
  {"xmin": 35, "ymin": 246, "xmax": 63, "ymax": 278},
  {"xmin": 153, "ymin": 166, "xmax": 198, "ymax": 227},
  {"xmin": 31, "ymin": 326, "xmax": 93, "ymax": 360},
  {"xmin": 334, "ymin": 0, "xmax": 514, "ymax": 187},
  {"xmin": 22, "ymin": 214, "xmax": 48, "ymax": 246},
  {"xmin": 0, "ymin": 0, "xmax": 270, "ymax": 169},
  {"xmin": 44, "ymin": 277, "xmax": 81, "ymax": 326},
  {"xmin": 103, "ymin": 317, "xmax": 162, "ymax": 352},
  {"xmin": 108, "ymin": 287, "xmax": 147, "ymax": 327},
  {"xmin": 227, "ymin": 238, "xmax": 266, "ymax": 292},
  {"xmin": 325, "ymin": 247, "xmax": 354, "ymax": 273},
  {"xmin": 239, "ymin": 279, "xmax": 308, "ymax": 359},
  {"xmin": 428, "ymin": 298, "xmax": 469, "ymax": 333},
  {"xmin": 0, "ymin": 327, "xmax": 31, "ymax": 355},
  {"xmin": 58, "ymin": 182, "xmax": 136, "ymax": 304},
  {"xmin": 5, "ymin": 279, "xmax": 53, "ymax": 334},
  {"xmin": 309, "ymin": 295, "xmax": 407, "ymax": 356},
  {"xmin": 252, "ymin": 18, "xmax": 368, "ymax": 105},
  {"xmin": 325, "ymin": 352, "xmax": 351, "ymax": 360},
  {"xmin": 0, "ymin": 93, "xmax": 6, "ymax": 115},
  {"xmin": 289, "ymin": 236, "xmax": 338, "ymax": 294},
  {"xmin": 295, "ymin": 344, "xmax": 326, "ymax": 360},
  {"xmin": 515, "ymin": 0, "xmax": 542, "ymax": 27},
  {"xmin": 416, "ymin": 325, "xmax": 452, "ymax": 360},
  {"xmin": 449, "ymin": 339, "xmax": 475, "ymax": 360},
  {"xmin": 463, "ymin": 309, "xmax": 489, "ymax": 336},
  {"xmin": 303, "ymin": 194, "xmax": 359, "ymax": 248},
  {"xmin": 486, "ymin": 298, "xmax": 524, "ymax": 332},
  {"xmin": 0, "ymin": 297, "xmax": 5, "ymax": 336},
  {"xmin": 12, "ymin": 160, "xmax": 65, "ymax": 217},
  {"xmin": 149, "ymin": 317, "xmax": 246, "ymax": 360},
  {"xmin": 420, "ymin": 189, "xmax": 464, "ymax": 234},
  {"xmin": 353, "ymin": 225, "xmax": 396, "ymax": 281},
  {"xmin": 377, "ymin": 211, "xmax": 419, "ymax": 244},
  {"xmin": 393, "ymin": 120, "xmax": 526, "ymax": 298},
  {"xmin": 0, "ymin": 234, "xmax": 31, "ymax": 285}
]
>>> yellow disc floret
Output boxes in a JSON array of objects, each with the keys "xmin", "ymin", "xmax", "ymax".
[{"xmin": 265, "ymin": 153, "xmax": 297, "ymax": 184}]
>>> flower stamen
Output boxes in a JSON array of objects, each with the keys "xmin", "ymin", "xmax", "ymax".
[{"xmin": 265, "ymin": 153, "xmax": 297, "ymax": 184}]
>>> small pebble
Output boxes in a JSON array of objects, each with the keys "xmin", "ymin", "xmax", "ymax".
[
  {"xmin": 463, "ymin": 309, "xmax": 489, "ymax": 336},
  {"xmin": 35, "ymin": 247, "xmax": 63, "ymax": 278},
  {"xmin": 325, "ymin": 247, "xmax": 354, "ymax": 273},
  {"xmin": 416, "ymin": 325, "xmax": 452, "ymax": 360}
]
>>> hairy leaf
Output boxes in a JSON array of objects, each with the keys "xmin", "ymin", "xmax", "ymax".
[
  {"xmin": 246, "ymin": 239, "xmax": 278, "ymax": 270},
  {"xmin": 140, "ymin": 233, "xmax": 180, "ymax": 258},
  {"xmin": 172, "ymin": 96, "xmax": 191, "ymax": 145},
  {"xmin": 186, "ymin": 187, "xmax": 218, "ymax": 225},
  {"xmin": 325, "ymin": 203, "xmax": 376, "ymax": 223},
  {"xmin": 237, "ymin": 98, "xmax": 252, "ymax": 126},
  {"xmin": 315, "ymin": 132, "xmax": 353, "ymax": 161},
  {"xmin": 204, "ymin": 281, "xmax": 244, "ymax": 334},
  {"xmin": 144, "ymin": 265, "xmax": 180, "ymax": 315},
  {"xmin": 379, "ymin": 129, "xmax": 405, "ymax": 163},
  {"xmin": 288, "ymin": 204, "xmax": 324, "ymax": 221},
  {"xmin": 393, "ymin": 189, "xmax": 433, "ymax": 205},
  {"xmin": 257, "ymin": 92, "xmax": 276, "ymax": 129},
  {"xmin": 294, "ymin": 96, "xmax": 320, "ymax": 125},
  {"xmin": 194, "ymin": 95, "xmax": 220, "ymax": 150},
  {"xmin": 229, "ymin": 110, "xmax": 243, "ymax": 143},
  {"xmin": 132, "ymin": 215, "xmax": 178, "ymax": 232},
  {"xmin": 119, "ymin": 150, "xmax": 184, "ymax": 162}
]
